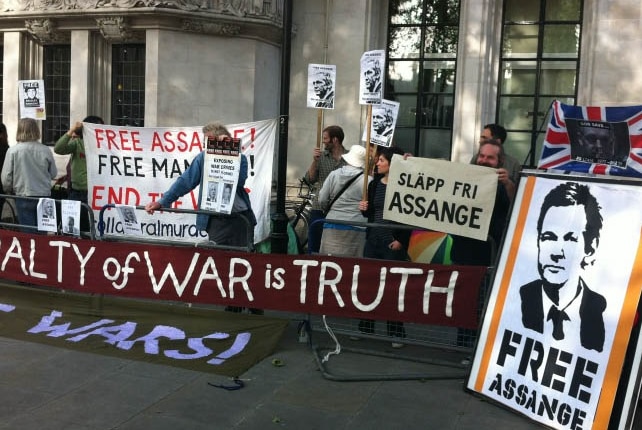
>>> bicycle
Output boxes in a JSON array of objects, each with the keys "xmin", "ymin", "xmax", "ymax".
[{"xmin": 285, "ymin": 177, "xmax": 314, "ymax": 253}]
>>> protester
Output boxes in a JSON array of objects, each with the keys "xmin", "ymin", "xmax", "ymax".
[
  {"xmin": 359, "ymin": 146, "xmax": 409, "ymax": 348},
  {"xmin": 304, "ymin": 125, "xmax": 347, "ymax": 253},
  {"xmin": 54, "ymin": 115, "xmax": 104, "ymax": 232},
  {"xmin": 452, "ymin": 138, "xmax": 511, "ymax": 350},
  {"xmin": 317, "ymin": 145, "xmax": 369, "ymax": 257},
  {"xmin": 0, "ymin": 123, "xmax": 9, "ymax": 209},
  {"xmin": 1, "ymin": 118, "xmax": 57, "ymax": 230},
  {"xmin": 472, "ymin": 123, "xmax": 521, "ymax": 187},
  {"xmin": 144, "ymin": 121, "xmax": 259, "ymax": 314}
]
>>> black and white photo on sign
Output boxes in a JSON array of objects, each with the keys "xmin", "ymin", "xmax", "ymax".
[
  {"xmin": 37, "ymin": 198, "xmax": 57, "ymax": 233},
  {"xmin": 207, "ymin": 181, "xmax": 219, "ymax": 203},
  {"xmin": 359, "ymin": 50, "xmax": 385, "ymax": 105},
  {"xmin": 307, "ymin": 64, "xmax": 336, "ymax": 109},
  {"xmin": 61, "ymin": 199, "xmax": 81, "ymax": 236},
  {"xmin": 18, "ymin": 79, "xmax": 47, "ymax": 120},
  {"xmin": 202, "ymin": 144, "xmax": 241, "ymax": 215},
  {"xmin": 116, "ymin": 204, "xmax": 142, "ymax": 235},
  {"xmin": 361, "ymin": 99, "xmax": 400, "ymax": 147},
  {"xmin": 469, "ymin": 176, "xmax": 642, "ymax": 430},
  {"xmin": 566, "ymin": 118, "xmax": 630, "ymax": 167},
  {"xmin": 221, "ymin": 183, "xmax": 233, "ymax": 205}
]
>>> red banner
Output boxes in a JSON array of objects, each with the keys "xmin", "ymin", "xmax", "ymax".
[{"xmin": 0, "ymin": 230, "xmax": 486, "ymax": 328}]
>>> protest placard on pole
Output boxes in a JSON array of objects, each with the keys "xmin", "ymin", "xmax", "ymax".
[
  {"xmin": 359, "ymin": 50, "xmax": 385, "ymax": 196},
  {"xmin": 361, "ymin": 99, "xmax": 400, "ymax": 147},
  {"xmin": 307, "ymin": 64, "xmax": 336, "ymax": 110},
  {"xmin": 384, "ymin": 155, "xmax": 498, "ymax": 241},
  {"xmin": 359, "ymin": 50, "xmax": 385, "ymax": 105}
]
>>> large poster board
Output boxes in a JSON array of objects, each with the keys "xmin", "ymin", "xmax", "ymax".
[
  {"xmin": 384, "ymin": 155, "xmax": 498, "ymax": 241},
  {"xmin": 466, "ymin": 172, "xmax": 642, "ymax": 429},
  {"xmin": 83, "ymin": 119, "xmax": 277, "ymax": 243},
  {"xmin": 539, "ymin": 100, "xmax": 642, "ymax": 177}
]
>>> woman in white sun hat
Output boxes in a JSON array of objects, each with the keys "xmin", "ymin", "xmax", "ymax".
[{"xmin": 317, "ymin": 144, "xmax": 370, "ymax": 257}]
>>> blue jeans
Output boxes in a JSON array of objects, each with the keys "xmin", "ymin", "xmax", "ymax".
[{"xmin": 15, "ymin": 198, "xmax": 41, "ymax": 233}]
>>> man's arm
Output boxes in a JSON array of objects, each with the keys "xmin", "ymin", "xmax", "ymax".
[{"xmin": 304, "ymin": 147, "xmax": 322, "ymax": 184}]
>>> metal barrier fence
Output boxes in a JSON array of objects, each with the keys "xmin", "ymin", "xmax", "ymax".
[
  {"xmin": 0, "ymin": 197, "xmax": 489, "ymax": 380},
  {"xmin": 300, "ymin": 216, "xmax": 496, "ymax": 380},
  {"xmin": 0, "ymin": 194, "xmax": 97, "ymax": 239},
  {"xmin": 96, "ymin": 204, "xmax": 256, "ymax": 253}
]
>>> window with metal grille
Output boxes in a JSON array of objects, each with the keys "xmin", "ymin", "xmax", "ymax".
[
  {"xmin": 42, "ymin": 45, "xmax": 71, "ymax": 145},
  {"xmin": 498, "ymin": 0, "xmax": 582, "ymax": 167},
  {"xmin": 386, "ymin": 0, "xmax": 460, "ymax": 159},
  {"xmin": 111, "ymin": 44, "xmax": 145, "ymax": 127}
]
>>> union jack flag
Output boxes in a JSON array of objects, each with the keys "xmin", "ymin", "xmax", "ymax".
[{"xmin": 538, "ymin": 100, "xmax": 642, "ymax": 177}]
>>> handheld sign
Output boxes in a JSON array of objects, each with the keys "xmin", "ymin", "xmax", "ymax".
[
  {"xmin": 200, "ymin": 137, "xmax": 242, "ymax": 215},
  {"xmin": 307, "ymin": 64, "xmax": 336, "ymax": 110},
  {"xmin": 359, "ymin": 50, "xmax": 385, "ymax": 105}
]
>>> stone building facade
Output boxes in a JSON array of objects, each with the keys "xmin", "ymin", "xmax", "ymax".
[{"xmin": 0, "ymin": 0, "xmax": 641, "ymax": 182}]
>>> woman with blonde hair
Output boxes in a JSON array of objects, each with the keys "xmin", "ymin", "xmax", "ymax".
[{"xmin": 1, "ymin": 118, "xmax": 57, "ymax": 229}]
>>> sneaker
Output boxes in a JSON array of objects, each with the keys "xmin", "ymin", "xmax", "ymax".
[
  {"xmin": 225, "ymin": 306, "xmax": 244, "ymax": 313},
  {"xmin": 349, "ymin": 336, "xmax": 361, "ymax": 341},
  {"xmin": 460, "ymin": 357, "xmax": 471, "ymax": 365},
  {"xmin": 391, "ymin": 341, "xmax": 404, "ymax": 349}
]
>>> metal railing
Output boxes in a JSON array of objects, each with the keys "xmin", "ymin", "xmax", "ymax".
[
  {"xmin": 0, "ymin": 194, "xmax": 97, "ymax": 239},
  {"xmin": 97, "ymin": 204, "xmax": 256, "ymax": 253}
]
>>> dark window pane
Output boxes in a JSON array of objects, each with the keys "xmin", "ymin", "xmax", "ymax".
[
  {"xmin": 424, "ymin": 26, "xmax": 458, "ymax": 55},
  {"xmin": 389, "ymin": 27, "xmax": 422, "ymax": 59},
  {"xmin": 505, "ymin": 0, "xmax": 540, "ymax": 22},
  {"xmin": 389, "ymin": 0, "xmax": 423, "ymax": 25},
  {"xmin": 543, "ymin": 24, "xmax": 580, "ymax": 58},
  {"xmin": 539, "ymin": 61, "xmax": 577, "ymax": 95},
  {"xmin": 425, "ymin": 0, "xmax": 460, "ymax": 25},
  {"xmin": 43, "ymin": 45, "xmax": 71, "ymax": 145},
  {"xmin": 545, "ymin": 0, "xmax": 581, "ymax": 21},
  {"xmin": 388, "ymin": 61, "xmax": 420, "ymax": 93},
  {"xmin": 502, "ymin": 24, "xmax": 539, "ymax": 58},
  {"xmin": 501, "ymin": 60, "xmax": 537, "ymax": 95},
  {"xmin": 112, "ymin": 44, "xmax": 145, "ymax": 127},
  {"xmin": 422, "ymin": 61, "xmax": 455, "ymax": 93}
]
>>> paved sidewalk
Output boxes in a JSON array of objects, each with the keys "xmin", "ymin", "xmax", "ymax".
[{"xmin": 0, "ymin": 316, "xmax": 560, "ymax": 430}]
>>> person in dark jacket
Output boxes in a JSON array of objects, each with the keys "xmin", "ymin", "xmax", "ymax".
[{"xmin": 358, "ymin": 146, "xmax": 409, "ymax": 348}]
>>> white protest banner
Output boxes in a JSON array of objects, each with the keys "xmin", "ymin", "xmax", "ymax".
[
  {"xmin": 18, "ymin": 80, "xmax": 46, "ymax": 120},
  {"xmin": 84, "ymin": 119, "xmax": 277, "ymax": 243},
  {"xmin": 359, "ymin": 50, "xmax": 385, "ymax": 105},
  {"xmin": 200, "ymin": 137, "xmax": 241, "ymax": 214},
  {"xmin": 307, "ymin": 64, "xmax": 336, "ymax": 109},
  {"xmin": 467, "ymin": 174, "xmax": 642, "ymax": 429},
  {"xmin": 384, "ymin": 155, "xmax": 498, "ymax": 241},
  {"xmin": 361, "ymin": 99, "xmax": 400, "ymax": 147}
]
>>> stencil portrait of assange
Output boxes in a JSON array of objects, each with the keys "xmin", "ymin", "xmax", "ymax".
[{"xmin": 520, "ymin": 182, "xmax": 606, "ymax": 352}]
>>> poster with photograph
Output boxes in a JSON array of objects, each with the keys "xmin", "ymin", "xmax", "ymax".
[
  {"xmin": 18, "ymin": 80, "xmax": 46, "ymax": 120},
  {"xmin": 467, "ymin": 173, "xmax": 642, "ymax": 429},
  {"xmin": 359, "ymin": 50, "xmax": 385, "ymax": 105},
  {"xmin": 200, "ymin": 137, "xmax": 241, "ymax": 215},
  {"xmin": 37, "ymin": 198, "xmax": 57, "ymax": 233},
  {"xmin": 116, "ymin": 204, "xmax": 142, "ymax": 236},
  {"xmin": 61, "ymin": 199, "xmax": 81, "ymax": 236},
  {"xmin": 361, "ymin": 99, "xmax": 400, "ymax": 147},
  {"xmin": 539, "ymin": 100, "xmax": 642, "ymax": 178},
  {"xmin": 307, "ymin": 64, "xmax": 336, "ymax": 109}
]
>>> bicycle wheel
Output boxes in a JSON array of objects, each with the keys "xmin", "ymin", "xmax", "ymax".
[
  {"xmin": 0, "ymin": 198, "xmax": 18, "ymax": 231},
  {"xmin": 286, "ymin": 206, "xmax": 309, "ymax": 253}
]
